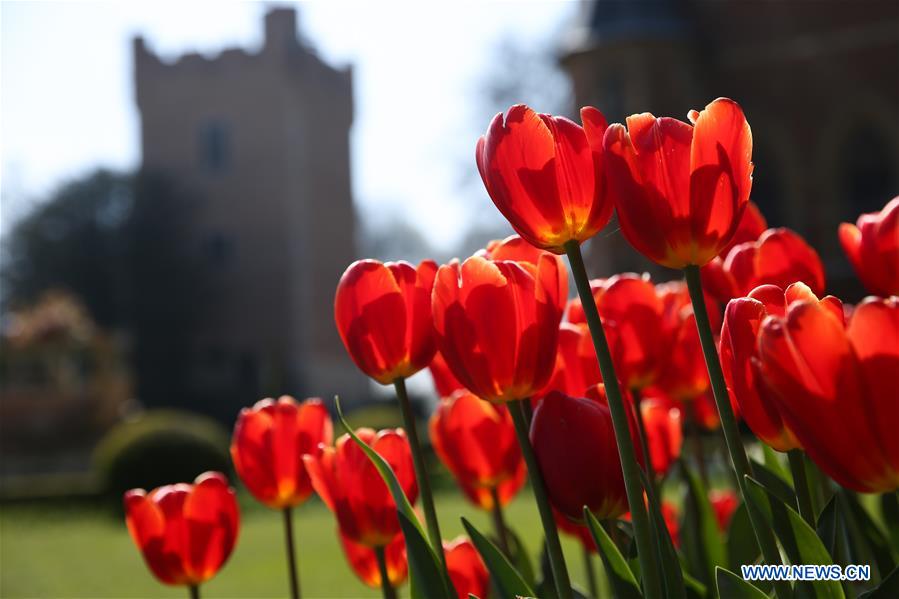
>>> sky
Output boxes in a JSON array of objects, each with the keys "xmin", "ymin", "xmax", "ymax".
[{"xmin": 0, "ymin": 0, "xmax": 578, "ymax": 249}]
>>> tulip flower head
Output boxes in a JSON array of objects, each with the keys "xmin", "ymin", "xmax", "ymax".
[
  {"xmin": 531, "ymin": 389, "xmax": 641, "ymax": 521},
  {"xmin": 432, "ymin": 254, "xmax": 564, "ymax": 403},
  {"xmin": 444, "ymin": 537, "xmax": 490, "ymax": 599},
  {"xmin": 640, "ymin": 397, "xmax": 683, "ymax": 477},
  {"xmin": 430, "ymin": 390, "xmax": 525, "ymax": 509},
  {"xmin": 429, "ymin": 350, "xmax": 465, "ymax": 398},
  {"xmin": 709, "ymin": 489, "xmax": 739, "ymax": 532},
  {"xmin": 339, "ymin": 530, "xmax": 408, "ymax": 589},
  {"xmin": 481, "ymin": 234, "xmax": 569, "ymax": 301},
  {"xmin": 720, "ymin": 199, "xmax": 768, "ymax": 258},
  {"xmin": 304, "ymin": 428, "xmax": 418, "ymax": 547},
  {"xmin": 540, "ymin": 322, "xmax": 601, "ymax": 400},
  {"xmin": 335, "ymin": 259, "xmax": 438, "ymax": 384},
  {"xmin": 124, "ymin": 471, "xmax": 239, "ymax": 587},
  {"xmin": 724, "ymin": 228, "xmax": 825, "ymax": 298},
  {"xmin": 839, "ymin": 196, "xmax": 899, "ymax": 296},
  {"xmin": 756, "ymin": 290, "xmax": 899, "ymax": 492},
  {"xmin": 231, "ymin": 396, "xmax": 332, "ymax": 509},
  {"xmin": 604, "ymin": 97, "xmax": 753, "ymax": 268},
  {"xmin": 477, "ymin": 104, "xmax": 614, "ymax": 253}
]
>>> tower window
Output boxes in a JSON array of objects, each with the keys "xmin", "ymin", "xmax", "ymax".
[{"xmin": 198, "ymin": 119, "xmax": 231, "ymax": 173}]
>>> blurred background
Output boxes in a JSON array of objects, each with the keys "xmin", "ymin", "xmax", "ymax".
[{"xmin": 1, "ymin": 1, "xmax": 897, "ymax": 597}]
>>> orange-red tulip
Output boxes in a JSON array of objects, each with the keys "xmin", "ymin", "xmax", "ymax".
[
  {"xmin": 335, "ymin": 259, "xmax": 438, "ymax": 384},
  {"xmin": 840, "ymin": 196, "xmax": 899, "ymax": 296},
  {"xmin": 481, "ymin": 234, "xmax": 569, "ymax": 301},
  {"xmin": 531, "ymin": 389, "xmax": 641, "ymax": 521},
  {"xmin": 540, "ymin": 322, "xmax": 601, "ymax": 399},
  {"xmin": 757, "ymin": 293, "xmax": 899, "ymax": 492},
  {"xmin": 723, "ymin": 228, "xmax": 825, "ymax": 299},
  {"xmin": 124, "ymin": 472, "xmax": 239, "ymax": 587},
  {"xmin": 720, "ymin": 200, "xmax": 768, "ymax": 258},
  {"xmin": 604, "ymin": 98, "xmax": 753, "ymax": 268},
  {"xmin": 429, "ymin": 350, "xmax": 465, "ymax": 398},
  {"xmin": 231, "ymin": 396, "xmax": 332, "ymax": 509},
  {"xmin": 430, "ymin": 391, "xmax": 525, "ymax": 510},
  {"xmin": 432, "ymin": 254, "xmax": 564, "ymax": 403},
  {"xmin": 709, "ymin": 489, "xmax": 739, "ymax": 532},
  {"xmin": 720, "ymin": 284, "xmax": 808, "ymax": 451},
  {"xmin": 444, "ymin": 537, "xmax": 490, "ymax": 599},
  {"xmin": 304, "ymin": 428, "xmax": 418, "ymax": 546},
  {"xmin": 339, "ymin": 530, "xmax": 408, "ymax": 589},
  {"xmin": 476, "ymin": 105, "xmax": 614, "ymax": 253},
  {"xmin": 640, "ymin": 397, "xmax": 683, "ymax": 477}
]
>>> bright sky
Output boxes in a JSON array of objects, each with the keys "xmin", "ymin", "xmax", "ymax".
[{"xmin": 0, "ymin": 1, "xmax": 577, "ymax": 248}]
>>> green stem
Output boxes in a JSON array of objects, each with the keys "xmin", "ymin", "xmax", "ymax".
[
  {"xmin": 283, "ymin": 507, "xmax": 300, "ymax": 599},
  {"xmin": 686, "ymin": 401, "xmax": 709, "ymax": 484},
  {"xmin": 788, "ymin": 449, "xmax": 816, "ymax": 526},
  {"xmin": 393, "ymin": 377, "xmax": 446, "ymax": 570},
  {"xmin": 489, "ymin": 486, "xmax": 510, "ymax": 556},
  {"xmin": 683, "ymin": 265, "xmax": 790, "ymax": 599},
  {"xmin": 188, "ymin": 585, "xmax": 199, "ymax": 599},
  {"xmin": 583, "ymin": 544, "xmax": 599, "ymax": 599},
  {"xmin": 632, "ymin": 389, "xmax": 658, "ymax": 493},
  {"xmin": 565, "ymin": 240, "xmax": 662, "ymax": 599},
  {"xmin": 509, "ymin": 399, "xmax": 572, "ymax": 599},
  {"xmin": 374, "ymin": 545, "xmax": 397, "ymax": 599}
]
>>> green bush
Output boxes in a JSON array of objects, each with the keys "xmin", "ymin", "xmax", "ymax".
[{"xmin": 93, "ymin": 409, "xmax": 231, "ymax": 498}]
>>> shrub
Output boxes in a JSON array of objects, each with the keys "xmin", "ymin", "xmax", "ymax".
[{"xmin": 93, "ymin": 409, "xmax": 231, "ymax": 498}]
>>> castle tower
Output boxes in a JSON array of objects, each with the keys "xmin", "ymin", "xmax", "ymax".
[{"xmin": 134, "ymin": 7, "xmax": 367, "ymax": 415}]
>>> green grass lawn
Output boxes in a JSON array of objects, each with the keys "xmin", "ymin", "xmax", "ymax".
[{"xmin": 0, "ymin": 490, "xmax": 600, "ymax": 598}]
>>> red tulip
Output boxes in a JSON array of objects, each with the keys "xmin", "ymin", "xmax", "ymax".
[
  {"xmin": 476, "ymin": 104, "xmax": 614, "ymax": 253},
  {"xmin": 531, "ymin": 389, "xmax": 642, "ymax": 521},
  {"xmin": 540, "ymin": 322, "xmax": 601, "ymax": 399},
  {"xmin": 624, "ymin": 501, "xmax": 680, "ymax": 547},
  {"xmin": 124, "ymin": 472, "xmax": 239, "ymax": 587},
  {"xmin": 604, "ymin": 98, "xmax": 753, "ymax": 268},
  {"xmin": 720, "ymin": 200, "xmax": 768, "ymax": 258},
  {"xmin": 339, "ymin": 530, "xmax": 408, "ymax": 589},
  {"xmin": 429, "ymin": 391, "xmax": 525, "ymax": 510},
  {"xmin": 757, "ymin": 293, "xmax": 899, "ymax": 492},
  {"xmin": 304, "ymin": 428, "xmax": 418, "ymax": 546},
  {"xmin": 720, "ymin": 284, "xmax": 808, "ymax": 451},
  {"xmin": 231, "ymin": 396, "xmax": 332, "ymax": 509},
  {"xmin": 334, "ymin": 259, "xmax": 438, "ymax": 384},
  {"xmin": 444, "ymin": 537, "xmax": 490, "ymax": 599},
  {"xmin": 554, "ymin": 509, "xmax": 597, "ymax": 553},
  {"xmin": 429, "ymin": 350, "xmax": 465, "ymax": 398},
  {"xmin": 709, "ymin": 489, "xmax": 739, "ymax": 532},
  {"xmin": 432, "ymin": 254, "xmax": 564, "ymax": 403},
  {"xmin": 701, "ymin": 200, "xmax": 769, "ymax": 301},
  {"xmin": 724, "ymin": 228, "xmax": 825, "ymax": 298},
  {"xmin": 640, "ymin": 397, "xmax": 683, "ymax": 477},
  {"xmin": 481, "ymin": 234, "xmax": 569, "ymax": 302},
  {"xmin": 840, "ymin": 196, "xmax": 899, "ymax": 296},
  {"xmin": 655, "ymin": 307, "xmax": 710, "ymax": 401}
]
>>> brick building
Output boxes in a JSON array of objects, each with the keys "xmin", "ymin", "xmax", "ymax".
[
  {"xmin": 133, "ymin": 7, "xmax": 367, "ymax": 415},
  {"xmin": 562, "ymin": 0, "xmax": 899, "ymax": 294}
]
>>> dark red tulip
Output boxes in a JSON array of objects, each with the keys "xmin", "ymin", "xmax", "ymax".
[
  {"xmin": 335, "ymin": 259, "xmax": 438, "ymax": 384},
  {"xmin": 124, "ymin": 472, "xmax": 239, "ymax": 587},
  {"xmin": 231, "ymin": 396, "xmax": 332, "ymax": 509},
  {"xmin": 429, "ymin": 391, "xmax": 525, "ymax": 510},
  {"xmin": 339, "ymin": 530, "xmax": 408, "ymax": 589},
  {"xmin": 540, "ymin": 322, "xmax": 601, "ymax": 399},
  {"xmin": 477, "ymin": 105, "xmax": 614, "ymax": 253},
  {"xmin": 531, "ymin": 389, "xmax": 642, "ymax": 521},
  {"xmin": 304, "ymin": 428, "xmax": 418, "ymax": 546},
  {"xmin": 757, "ymin": 293, "xmax": 899, "ymax": 492},
  {"xmin": 604, "ymin": 98, "xmax": 753, "ymax": 268},
  {"xmin": 554, "ymin": 509, "xmax": 597, "ymax": 553},
  {"xmin": 432, "ymin": 254, "xmax": 563, "ymax": 403},
  {"xmin": 720, "ymin": 284, "xmax": 807, "ymax": 451},
  {"xmin": 724, "ymin": 228, "xmax": 825, "ymax": 298},
  {"xmin": 840, "ymin": 196, "xmax": 899, "ymax": 296},
  {"xmin": 444, "ymin": 537, "xmax": 490, "ymax": 599},
  {"xmin": 640, "ymin": 397, "xmax": 683, "ymax": 477},
  {"xmin": 709, "ymin": 489, "xmax": 739, "ymax": 532},
  {"xmin": 481, "ymin": 234, "xmax": 569, "ymax": 302},
  {"xmin": 429, "ymin": 350, "xmax": 465, "ymax": 398}
]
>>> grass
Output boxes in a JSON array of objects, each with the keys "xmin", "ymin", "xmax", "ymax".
[{"xmin": 0, "ymin": 489, "xmax": 601, "ymax": 598}]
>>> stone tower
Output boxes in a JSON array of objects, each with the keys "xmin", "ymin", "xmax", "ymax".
[{"xmin": 133, "ymin": 7, "xmax": 367, "ymax": 416}]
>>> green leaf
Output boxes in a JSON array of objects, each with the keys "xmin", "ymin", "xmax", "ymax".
[
  {"xmin": 641, "ymin": 468, "xmax": 686, "ymax": 599},
  {"xmin": 681, "ymin": 462, "xmax": 726, "ymax": 593},
  {"xmin": 761, "ymin": 444, "xmax": 790, "ymax": 484},
  {"xmin": 858, "ymin": 564, "xmax": 899, "ymax": 599},
  {"xmin": 335, "ymin": 397, "xmax": 453, "ymax": 599},
  {"xmin": 715, "ymin": 566, "xmax": 770, "ymax": 599},
  {"xmin": 504, "ymin": 526, "xmax": 536, "ymax": 590},
  {"xmin": 727, "ymin": 502, "xmax": 762, "ymax": 573},
  {"xmin": 682, "ymin": 570, "xmax": 708, "ymax": 599},
  {"xmin": 816, "ymin": 495, "xmax": 846, "ymax": 565},
  {"xmin": 462, "ymin": 517, "xmax": 535, "ymax": 599},
  {"xmin": 840, "ymin": 491, "xmax": 896, "ymax": 578},
  {"xmin": 880, "ymin": 493, "xmax": 899, "ymax": 554},
  {"xmin": 584, "ymin": 508, "xmax": 643, "ymax": 599},
  {"xmin": 749, "ymin": 459, "xmax": 798, "ymax": 510},
  {"xmin": 744, "ymin": 475, "xmax": 845, "ymax": 599}
]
